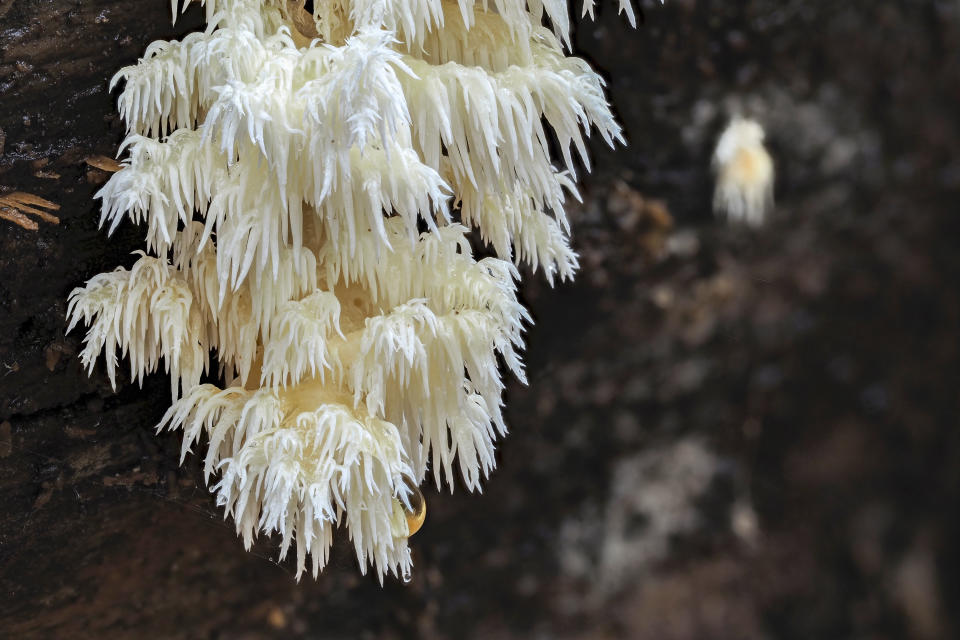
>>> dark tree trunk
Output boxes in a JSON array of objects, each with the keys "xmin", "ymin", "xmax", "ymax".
[{"xmin": 2, "ymin": 1, "xmax": 959, "ymax": 638}]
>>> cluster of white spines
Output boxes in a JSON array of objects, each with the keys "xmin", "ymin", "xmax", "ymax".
[
  {"xmin": 163, "ymin": 383, "xmax": 417, "ymax": 580},
  {"xmin": 66, "ymin": 254, "xmax": 208, "ymax": 399},
  {"xmin": 68, "ymin": 0, "xmax": 632, "ymax": 580}
]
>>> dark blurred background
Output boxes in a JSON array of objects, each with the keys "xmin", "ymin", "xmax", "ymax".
[{"xmin": 2, "ymin": 1, "xmax": 959, "ymax": 638}]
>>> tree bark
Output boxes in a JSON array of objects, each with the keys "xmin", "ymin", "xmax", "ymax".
[{"xmin": 2, "ymin": 1, "xmax": 959, "ymax": 638}]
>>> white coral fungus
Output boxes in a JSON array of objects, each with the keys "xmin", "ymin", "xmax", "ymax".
[
  {"xmin": 68, "ymin": 0, "xmax": 639, "ymax": 581},
  {"xmin": 712, "ymin": 117, "xmax": 775, "ymax": 226}
]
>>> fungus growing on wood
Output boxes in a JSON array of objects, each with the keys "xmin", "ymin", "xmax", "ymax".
[
  {"xmin": 68, "ymin": 0, "xmax": 642, "ymax": 581},
  {"xmin": 713, "ymin": 117, "xmax": 775, "ymax": 226}
]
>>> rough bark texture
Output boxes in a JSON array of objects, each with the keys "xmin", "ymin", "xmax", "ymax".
[{"xmin": 2, "ymin": 1, "xmax": 959, "ymax": 638}]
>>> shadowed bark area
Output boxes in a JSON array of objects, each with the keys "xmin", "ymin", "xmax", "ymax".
[{"xmin": 2, "ymin": 1, "xmax": 959, "ymax": 638}]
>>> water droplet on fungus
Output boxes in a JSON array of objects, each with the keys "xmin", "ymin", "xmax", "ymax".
[{"xmin": 401, "ymin": 474, "xmax": 426, "ymax": 537}]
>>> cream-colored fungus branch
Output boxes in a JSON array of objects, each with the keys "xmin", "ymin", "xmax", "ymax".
[{"xmin": 68, "ymin": 0, "xmax": 642, "ymax": 581}]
